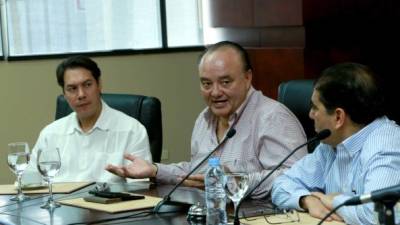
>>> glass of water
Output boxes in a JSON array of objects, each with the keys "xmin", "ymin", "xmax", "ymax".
[
  {"xmin": 7, "ymin": 142, "xmax": 30, "ymax": 201},
  {"xmin": 37, "ymin": 147, "xmax": 61, "ymax": 209},
  {"xmin": 223, "ymin": 160, "xmax": 250, "ymax": 224}
]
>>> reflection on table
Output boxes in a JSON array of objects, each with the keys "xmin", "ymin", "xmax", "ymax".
[
  {"xmin": 0, "ymin": 182, "xmax": 343, "ymax": 225},
  {"xmin": 243, "ymin": 211, "xmax": 345, "ymax": 225}
]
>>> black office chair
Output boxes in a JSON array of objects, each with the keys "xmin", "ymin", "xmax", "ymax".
[
  {"xmin": 55, "ymin": 93, "xmax": 163, "ymax": 163},
  {"xmin": 278, "ymin": 79, "xmax": 317, "ymax": 152}
]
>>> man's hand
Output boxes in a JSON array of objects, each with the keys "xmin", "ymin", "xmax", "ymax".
[
  {"xmin": 300, "ymin": 195, "xmax": 343, "ymax": 222},
  {"xmin": 311, "ymin": 192, "xmax": 339, "ymax": 210},
  {"xmin": 178, "ymin": 174, "xmax": 205, "ymax": 189},
  {"xmin": 105, "ymin": 154, "xmax": 156, "ymax": 179}
]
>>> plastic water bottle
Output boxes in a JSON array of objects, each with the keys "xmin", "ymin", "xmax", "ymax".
[{"xmin": 205, "ymin": 157, "xmax": 227, "ymax": 225}]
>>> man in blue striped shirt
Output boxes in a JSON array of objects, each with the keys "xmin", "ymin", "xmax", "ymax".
[{"xmin": 272, "ymin": 62, "xmax": 400, "ymax": 225}]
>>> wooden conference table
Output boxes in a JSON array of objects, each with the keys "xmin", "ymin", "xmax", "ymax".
[{"xmin": 0, "ymin": 182, "xmax": 343, "ymax": 225}]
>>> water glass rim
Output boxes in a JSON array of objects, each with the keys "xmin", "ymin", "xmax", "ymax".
[
  {"xmin": 8, "ymin": 142, "xmax": 29, "ymax": 146},
  {"xmin": 8, "ymin": 142, "xmax": 30, "ymax": 153}
]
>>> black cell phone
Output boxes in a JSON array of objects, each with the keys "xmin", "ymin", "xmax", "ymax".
[
  {"xmin": 88, "ymin": 190, "xmax": 145, "ymax": 201},
  {"xmin": 84, "ymin": 196, "xmax": 122, "ymax": 204}
]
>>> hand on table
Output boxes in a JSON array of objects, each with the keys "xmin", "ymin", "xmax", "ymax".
[
  {"xmin": 300, "ymin": 194, "xmax": 343, "ymax": 222},
  {"xmin": 177, "ymin": 174, "xmax": 205, "ymax": 189}
]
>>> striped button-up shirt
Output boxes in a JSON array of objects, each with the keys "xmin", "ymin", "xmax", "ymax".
[
  {"xmin": 272, "ymin": 117, "xmax": 400, "ymax": 225},
  {"xmin": 156, "ymin": 87, "xmax": 307, "ymax": 198}
]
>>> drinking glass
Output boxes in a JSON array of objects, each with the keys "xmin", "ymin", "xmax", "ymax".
[
  {"xmin": 223, "ymin": 160, "xmax": 250, "ymax": 224},
  {"xmin": 37, "ymin": 147, "xmax": 61, "ymax": 209},
  {"xmin": 7, "ymin": 142, "xmax": 30, "ymax": 201}
]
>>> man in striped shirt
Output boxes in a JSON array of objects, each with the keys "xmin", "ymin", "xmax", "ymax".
[
  {"xmin": 107, "ymin": 41, "xmax": 307, "ymax": 198},
  {"xmin": 272, "ymin": 62, "xmax": 400, "ymax": 225}
]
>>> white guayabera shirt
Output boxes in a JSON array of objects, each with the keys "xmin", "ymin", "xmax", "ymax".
[{"xmin": 24, "ymin": 101, "xmax": 152, "ymax": 183}]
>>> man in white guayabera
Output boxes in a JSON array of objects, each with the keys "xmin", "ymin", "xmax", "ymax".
[{"xmin": 24, "ymin": 56, "xmax": 152, "ymax": 183}]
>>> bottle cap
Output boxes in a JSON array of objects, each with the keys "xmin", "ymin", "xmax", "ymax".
[{"xmin": 208, "ymin": 157, "xmax": 220, "ymax": 167}]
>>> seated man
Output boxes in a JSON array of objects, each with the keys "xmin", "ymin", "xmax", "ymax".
[
  {"xmin": 25, "ymin": 56, "xmax": 152, "ymax": 183},
  {"xmin": 106, "ymin": 41, "xmax": 307, "ymax": 198},
  {"xmin": 272, "ymin": 62, "xmax": 400, "ymax": 224}
]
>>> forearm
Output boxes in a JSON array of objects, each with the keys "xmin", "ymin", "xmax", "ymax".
[
  {"xmin": 248, "ymin": 167, "xmax": 288, "ymax": 199},
  {"xmin": 155, "ymin": 161, "xmax": 191, "ymax": 184},
  {"xmin": 271, "ymin": 175, "xmax": 312, "ymax": 210},
  {"xmin": 333, "ymin": 195, "xmax": 376, "ymax": 225}
]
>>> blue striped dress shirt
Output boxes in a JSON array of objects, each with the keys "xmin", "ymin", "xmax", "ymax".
[{"xmin": 271, "ymin": 117, "xmax": 400, "ymax": 225}]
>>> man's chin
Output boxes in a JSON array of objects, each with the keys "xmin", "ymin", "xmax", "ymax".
[
  {"xmin": 75, "ymin": 110, "xmax": 91, "ymax": 120},
  {"xmin": 210, "ymin": 108, "xmax": 231, "ymax": 119}
]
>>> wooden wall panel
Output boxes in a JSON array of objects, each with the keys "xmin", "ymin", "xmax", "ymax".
[
  {"xmin": 248, "ymin": 48, "xmax": 305, "ymax": 99},
  {"xmin": 254, "ymin": 0, "xmax": 303, "ymax": 26},
  {"xmin": 204, "ymin": 0, "xmax": 306, "ymax": 99},
  {"xmin": 205, "ymin": 27, "xmax": 305, "ymax": 47},
  {"xmin": 208, "ymin": 0, "xmax": 253, "ymax": 27},
  {"xmin": 260, "ymin": 27, "xmax": 305, "ymax": 47}
]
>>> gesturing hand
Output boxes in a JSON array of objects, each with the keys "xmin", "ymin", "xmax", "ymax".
[{"xmin": 105, "ymin": 153, "xmax": 157, "ymax": 179}]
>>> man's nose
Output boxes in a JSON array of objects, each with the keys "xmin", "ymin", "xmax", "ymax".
[
  {"xmin": 77, "ymin": 87, "xmax": 86, "ymax": 99},
  {"xmin": 309, "ymin": 109, "xmax": 314, "ymax": 119},
  {"xmin": 210, "ymin": 84, "xmax": 222, "ymax": 97}
]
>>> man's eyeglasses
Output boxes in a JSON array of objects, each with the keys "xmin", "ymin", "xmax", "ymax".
[{"xmin": 242, "ymin": 208, "xmax": 300, "ymax": 224}]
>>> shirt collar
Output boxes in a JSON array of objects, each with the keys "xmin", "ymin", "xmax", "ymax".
[
  {"xmin": 337, "ymin": 116, "xmax": 388, "ymax": 157},
  {"xmin": 67, "ymin": 99, "xmax": 110, "ymax": 134},
  {"xmin": 203, "ymin": 86, "xmax": 255, "ymax": 127}
]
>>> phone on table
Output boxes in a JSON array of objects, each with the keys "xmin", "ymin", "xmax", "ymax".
[{"xmin": 84, "ymin": 190, "xmax": 145, "ymax": 204}]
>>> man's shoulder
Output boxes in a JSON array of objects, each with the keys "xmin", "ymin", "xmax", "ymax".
[
  {"xmin": 367, "ymin": 120, "xmax": 400, "ymax": 141},
  {"xmin": 41, "ymin": 113, "xmax": 75, "ymax": 134},
  {"xmin": 250, "ymin": 91, "xmax": 298, "ymax": 119},
  {"xmin": 362, "ymin": 119, "xmax": 400, "ymax": 155},
  {"xmin": 105, "ymin": 106, "xmax": 146, "ymax": 131}
]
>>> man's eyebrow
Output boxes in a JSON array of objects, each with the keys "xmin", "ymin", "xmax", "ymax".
[
  {"xmin": 218, "ymin": 75, "xmax": 232, "ymax": 80},
  {"xmin": 65, "ymin": 78, "xmax": 93, "ymax": 86}
]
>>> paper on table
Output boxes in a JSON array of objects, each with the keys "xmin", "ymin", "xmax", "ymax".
[
  {"xmin": 0, "ymin": 182, "xmax": 94, "ymax": 195},
  {"xmin": 58, "ymin": 195, "xmax": 162, "ymax": 213},
  {"xmin": 127, "ymin": 178, "xmax": 150, "ymax": 182}
]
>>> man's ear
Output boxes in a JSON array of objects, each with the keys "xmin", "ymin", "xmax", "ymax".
[
  {"xmin": 244, "ymin": 69, "xmax": 252, "ymax": 89},
  {"xmin": 334, "ymin": 108, "xmax": 346, "ymax": 129},
  {"xmin": 98, "ymin": 78, "xmax": 103, "ymax": 92}
]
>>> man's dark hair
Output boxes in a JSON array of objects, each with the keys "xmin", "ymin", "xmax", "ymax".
[
  {"xmin": 199, "ymin": 41, "xmax": 253, "ymax": 72},
  {"xmin": 315, "ymin": 62, "xmax": 385, "ymax": 125},
  {"xmin": 56, "ymin": 55, "xmax": 101, "ymax": 88}
]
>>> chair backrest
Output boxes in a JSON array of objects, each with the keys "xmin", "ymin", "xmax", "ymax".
[
  {"xmin": 55, "ymin": 93, "xmax": 163, "ymax": 162},
  {"xmin": 278, "ymin": 79, "xmax": 317, "ymax": 152}
]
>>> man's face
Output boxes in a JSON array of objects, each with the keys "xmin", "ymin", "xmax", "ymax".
[
  {"xmin": 199, "ymin": 48, "xmax": 252, "ymax": 120},
  {"xmin": 309, "ymin": 90, "xmax": 337, "ymax": 145},
  {"xmin": 63, "ymin": 67, "xmax": 102, "ymax": 122}
]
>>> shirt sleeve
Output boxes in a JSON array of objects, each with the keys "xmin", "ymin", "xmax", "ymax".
[
  {"xmin": 125, "ymin": 122, "xmax": 152, "ymax": 163},
  {"xmin": 155, "ymin": 161, "xmax": 192, "ymax": 183},
  {"xmin": 333, "ymin": 150, "xmax": 400, "ymax": 225},
  {"xmin": 124, "ymin": 120, "xmax": 153, "ymax": 183},
  {"xmin": 155, "ymin": 112, "xmax": 203, "ymax": 184},
  {"xmin": 271, "ymin": 146, "xmax": 328, "ymax": 209},
  {"xmin": 249, "ymin": 105, "xmax": 308, "ymax": 198},
  {"xmin": 155, "ymin": 115, "xmax": 201, "ymax": 184}
]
